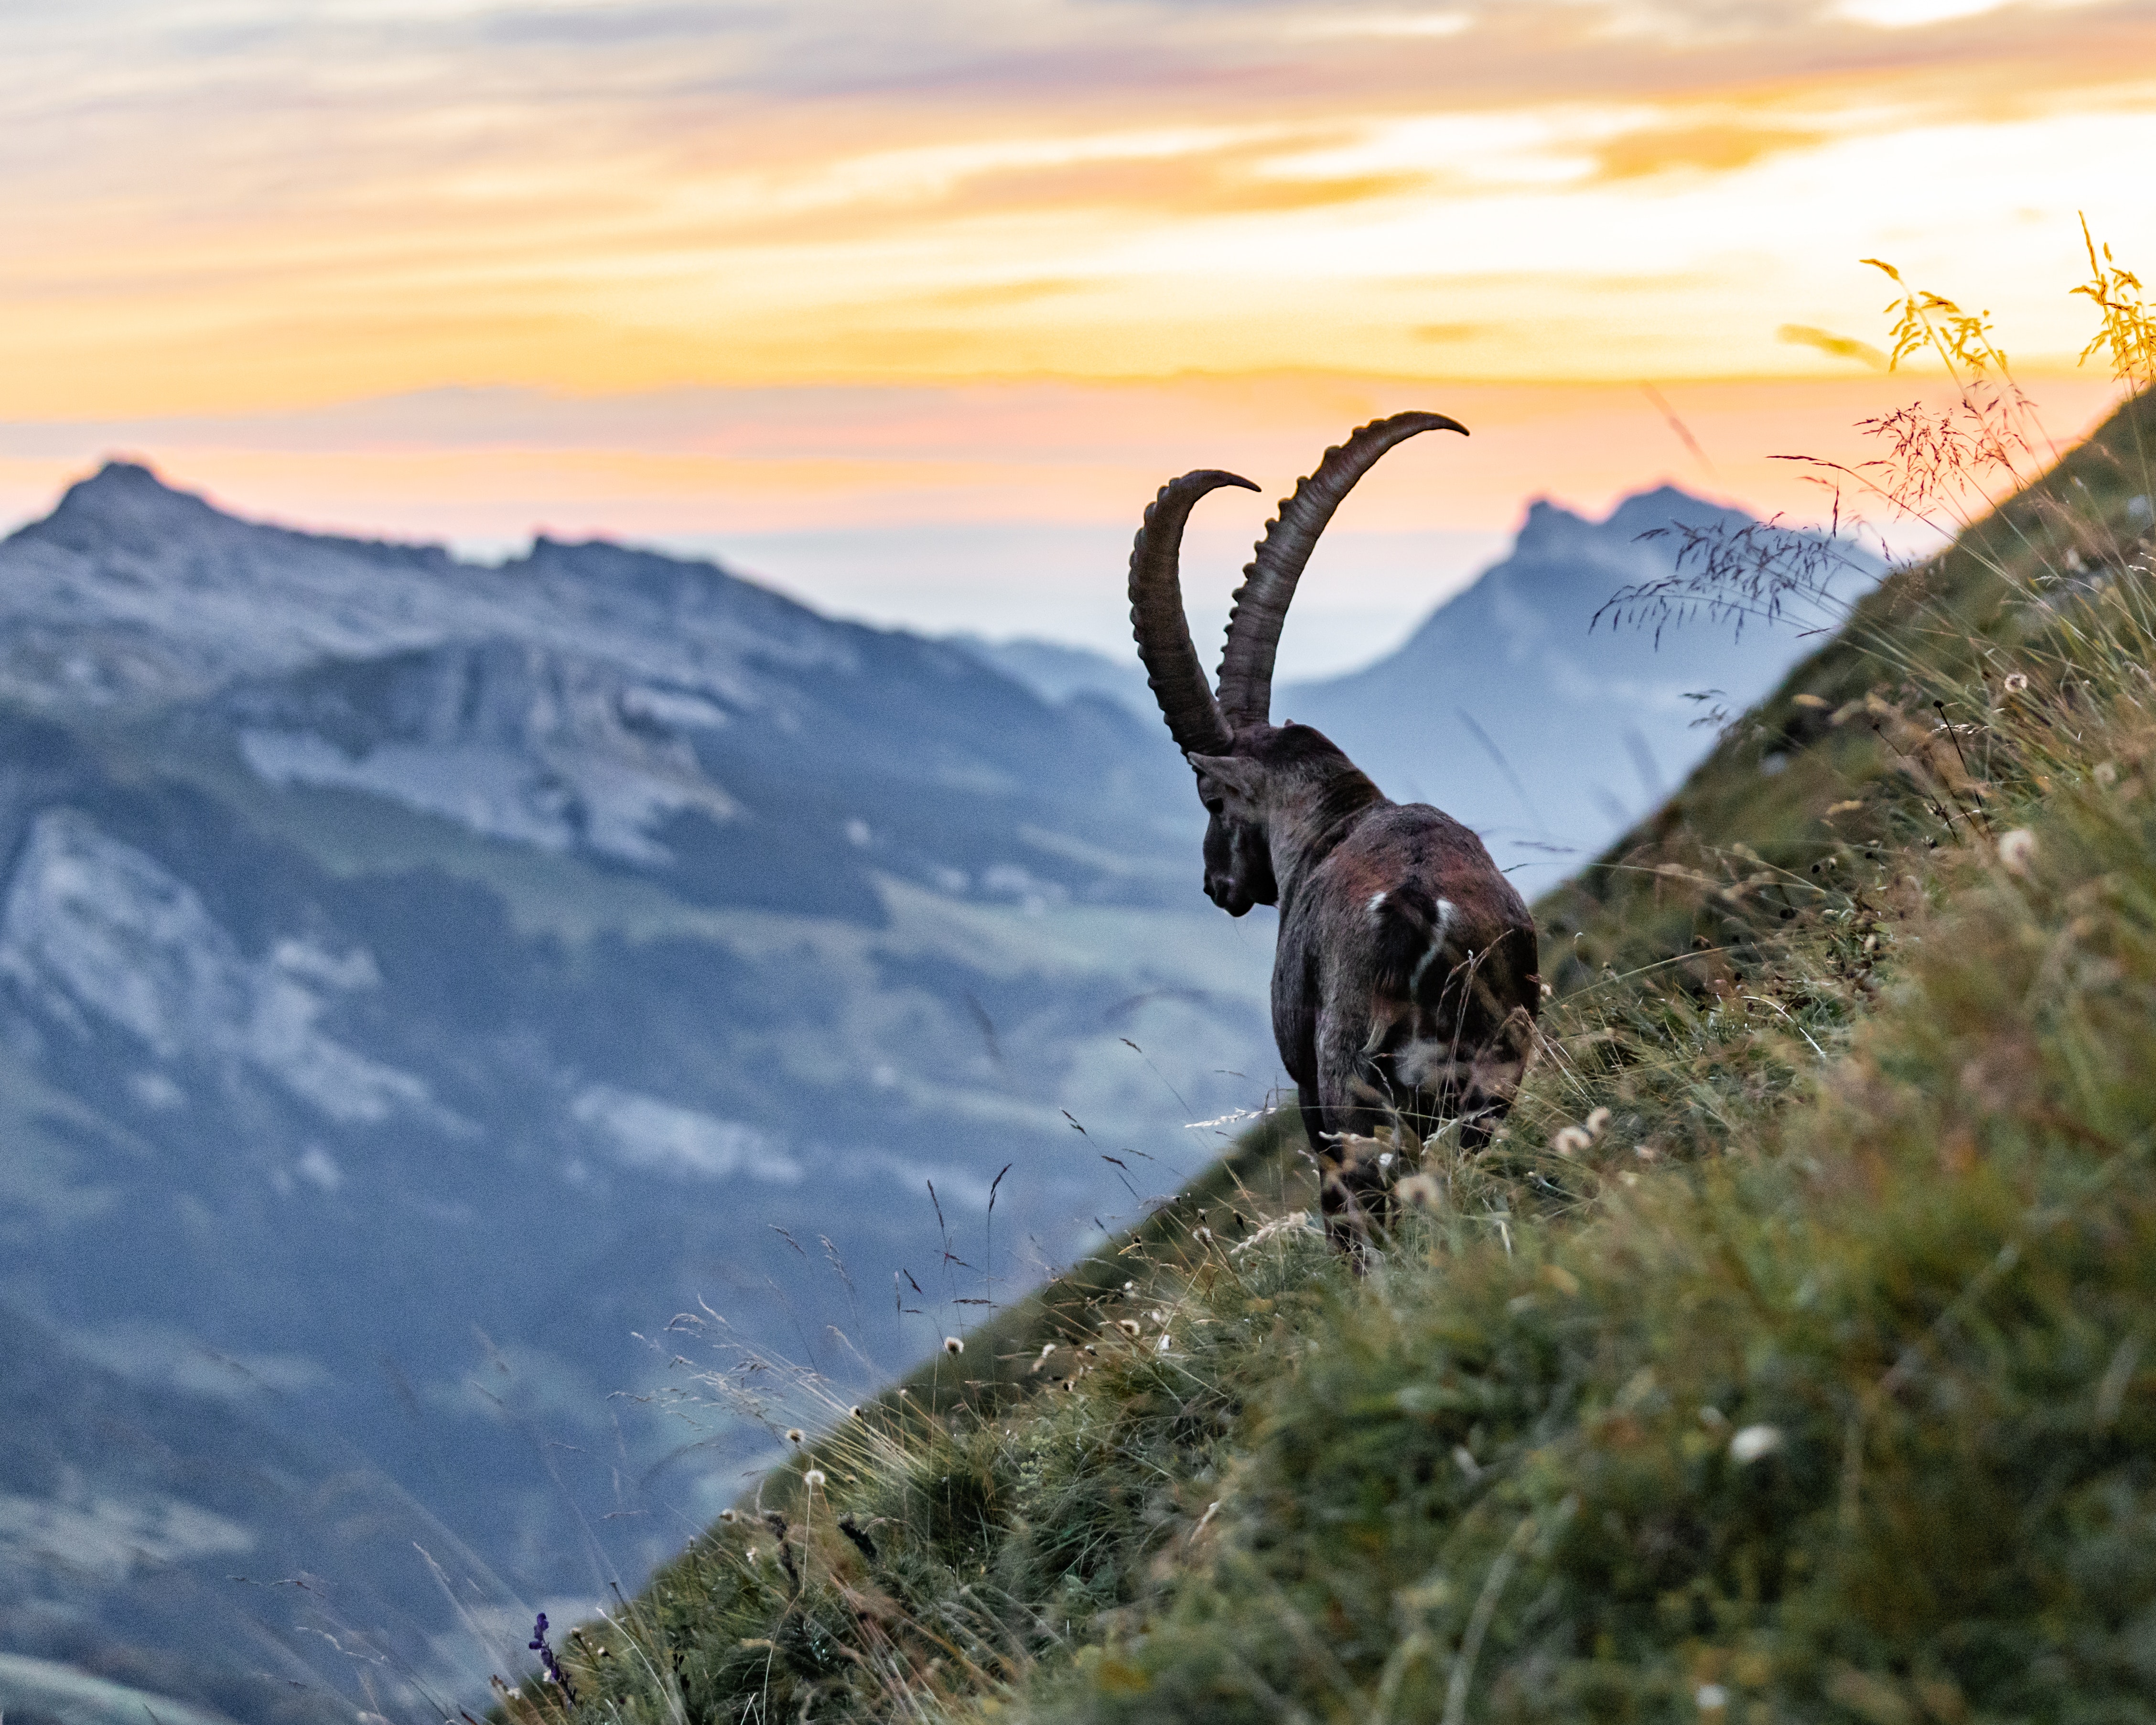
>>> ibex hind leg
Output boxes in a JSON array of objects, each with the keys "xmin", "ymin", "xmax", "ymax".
[
  {"xmin": 1297, "ymin": 1081, "xmax": 1392, "ymax": 1262},
  {"xmin": 1311, "ymin": 1073, "xmax": 1427, "ymax": 1262},
  {"xmin": 1407, "ymin": 941, "xmax": 1539, "ymax": 1153}
]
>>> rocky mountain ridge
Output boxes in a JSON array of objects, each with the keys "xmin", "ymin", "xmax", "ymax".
[
  {"xmin": 0, "ymin": 464, "xmax": 1274, "ymax": 1725},
  {"xmin": 0, "ymin": 462, "xmax": 1868, "ymax": 1725}
]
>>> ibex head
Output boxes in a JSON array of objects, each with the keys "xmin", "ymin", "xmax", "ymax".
[{"xmin": 1126, "ymin": 412, "xmax": 1468, "ymax": 916}]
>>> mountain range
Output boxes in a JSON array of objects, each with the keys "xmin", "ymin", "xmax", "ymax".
[
  {"xmin": 965, "ymin": 485, "xmax": 1876, "ymax": 894},
  {"xmin": 0, "ymin": 462, "xmax": 1276, "ymax": 1725},
  {"xmin": 0, "ymin": 463, "xmax": 1865, "ymax": 1725}
]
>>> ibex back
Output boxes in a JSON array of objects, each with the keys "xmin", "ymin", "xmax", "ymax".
[{"xmin": 1127, "ymin": 412, "xmax": 1541, "ymax": 1253}]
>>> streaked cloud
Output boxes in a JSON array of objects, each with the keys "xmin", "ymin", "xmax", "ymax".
[
  {"xmin": 1777, "ymin": 324, "xmax": 1889, "ymax": 368},
  {"xmin": 1, "ymin": 0, "xmax": 2151, "ymax": 654},
  {"xmin": 1286, "ymin": 11, "xmax": 1476, "ymax": 39},
  {"xmin": 6, "ymin": 0, "xmax": 2153, "ymax": 416},
  {"xmin": 1833, "ymin": 0, "xmax": 2094, "ymax": 26},
  {"xmin": 1591, "ymin": 120, "xmax": 1827, "ymax": 180}
]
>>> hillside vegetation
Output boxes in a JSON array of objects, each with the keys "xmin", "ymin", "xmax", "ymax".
[{"xmin": 516, "ymin": 253, "xmax": 2156, "ymax": 1722}]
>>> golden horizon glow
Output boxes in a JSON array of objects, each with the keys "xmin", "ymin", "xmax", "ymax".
[
  {"xmin": 3, "ymin": 0, "xmax": 2153, "ymax": 658},
  {"xmin": 7, "ymin": 1, "xmax": 2155, "ymax": 416}
]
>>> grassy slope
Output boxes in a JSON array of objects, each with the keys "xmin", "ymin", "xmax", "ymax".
[{"xmin": 524, "ymin": 386, "xmax": 2156, "ymax": 1725}]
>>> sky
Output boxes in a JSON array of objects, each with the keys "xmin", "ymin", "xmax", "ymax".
[{"xmin": 4, "ymin": 0, "xmax": 2152, "ymax": 675}]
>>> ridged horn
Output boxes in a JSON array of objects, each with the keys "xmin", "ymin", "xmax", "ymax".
[
  {"xmin": 1216, "ymin": 411, "xmax": 1467, "ymax": 728},
  {"xmin": 1129, "ymin": 469, "xmax": 1258, "ymax": 757}
]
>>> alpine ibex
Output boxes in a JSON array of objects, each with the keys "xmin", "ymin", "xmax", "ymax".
[{"xmin": 1127, "ymin": 412, "xmax": 1541, "ymax": 1251}]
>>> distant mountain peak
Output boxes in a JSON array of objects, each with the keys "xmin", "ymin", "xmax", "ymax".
[
  {"xmin": 0, "ymin": 463, "xmax": 861, "ymax": 717},
  {"xmin": 32, "ymin": 459, "xmax": 226, "ymax": 552},
  {"xmin": 1600, "ymin": 483, "xmax": 1746, "ymax": 537},
  {"xmin": 20, "ymin": 459, "xmax": 466, "ymax": 579},
  {"xmin": 1518, "ymin": 495, "xmax": 1581, "ymax": 526},
  {"xmin": 64, "ymin": 458, "xmax": 205, "ymax": 509},
  {"xmin": 1509, "ymin": 484, "xmax": 1738, "ymax": 559},
  {"xmin": 86, "ymin": 457, "xmax": 172, "ymax": 490}
]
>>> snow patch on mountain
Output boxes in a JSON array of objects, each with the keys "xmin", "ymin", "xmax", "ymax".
[
  {"xmin": 571, "ymin": 1084, "xmax": 801, "ymax": 1183},
  {"xmin": 0, "ymin": 809, "xmax": 431, "ymax": 1122},
  {"xmin": 0, "ymin": 1490, "xmax": 255, "ymax": 1581}
]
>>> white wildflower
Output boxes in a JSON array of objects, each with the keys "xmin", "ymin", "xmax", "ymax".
[
  {"xmin": 1398, "ymin": 1173, "xmax": 1441, "ymax": 1212},
  {"xmin": 1729, "ymin": 1424, "xmax": 1784, "ymax": 1464}
]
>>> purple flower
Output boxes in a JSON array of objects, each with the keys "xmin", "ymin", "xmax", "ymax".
[{"xmin": 528, "ymin": 1613, "xmax": 575, "ymax": 1703}]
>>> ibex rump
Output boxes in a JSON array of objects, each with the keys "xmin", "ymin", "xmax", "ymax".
[{"xmin": 1128, "ymin": 412, "xmax": 1541, "ymax": 1251}]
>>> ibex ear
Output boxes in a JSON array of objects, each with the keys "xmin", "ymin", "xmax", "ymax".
[{"xmin": 1186, "ymin": 753, "xmax": 1264, "ymax": 810}]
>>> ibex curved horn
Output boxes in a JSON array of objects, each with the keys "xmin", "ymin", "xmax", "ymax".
[
  {"xmin": 1128, "ymin": 469, "xmax": 1258, "ymax": 758},
  {"xmin": 1216, "ymin": 410, "xmax": 1467, "ymax": 729},
  {"xmin": 1123, "ymin": 415, "xmax": 1539, "ymax": 1260}
]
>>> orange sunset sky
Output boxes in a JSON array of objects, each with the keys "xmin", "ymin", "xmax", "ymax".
[{"xmin": 5, "ymin": 0, "xmax": 2153, "ymax": 674}]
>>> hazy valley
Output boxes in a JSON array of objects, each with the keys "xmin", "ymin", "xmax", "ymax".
[{"xmin": 0, "ymin": 461, "xmax": 1862, "ymax": 1724}]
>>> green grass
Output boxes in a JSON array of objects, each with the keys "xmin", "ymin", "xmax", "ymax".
[{"xmin": 510, "ymin": 273, "xmax": 2156, "ymax": 1724}]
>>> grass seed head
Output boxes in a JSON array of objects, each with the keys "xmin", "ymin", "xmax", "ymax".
[
  {"xmin": 1730, "ymin": 1424, "xmax": 1785, "ymax": 1464},
  {"xmin": 1398, "ymin": 1173, "xmax": 1442, "ymax": 1211}
]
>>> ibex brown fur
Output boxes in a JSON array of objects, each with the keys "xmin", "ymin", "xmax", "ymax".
[{"xmin": 1127, "ymin": 412, "xmax": 1541, "ymax": 1252}]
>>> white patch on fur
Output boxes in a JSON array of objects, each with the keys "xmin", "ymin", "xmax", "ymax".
[
  {"xmin": 1367, "ymin": 890, "xmax": 1388, "ymax": 917},
  {"xmin": 1392, "ymin": 1039, "xmax": 1471, "ymax": 1093},
  {"xmin": 1405, "ymin": 898, "xmax": 1456, "ymax": 997}
]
